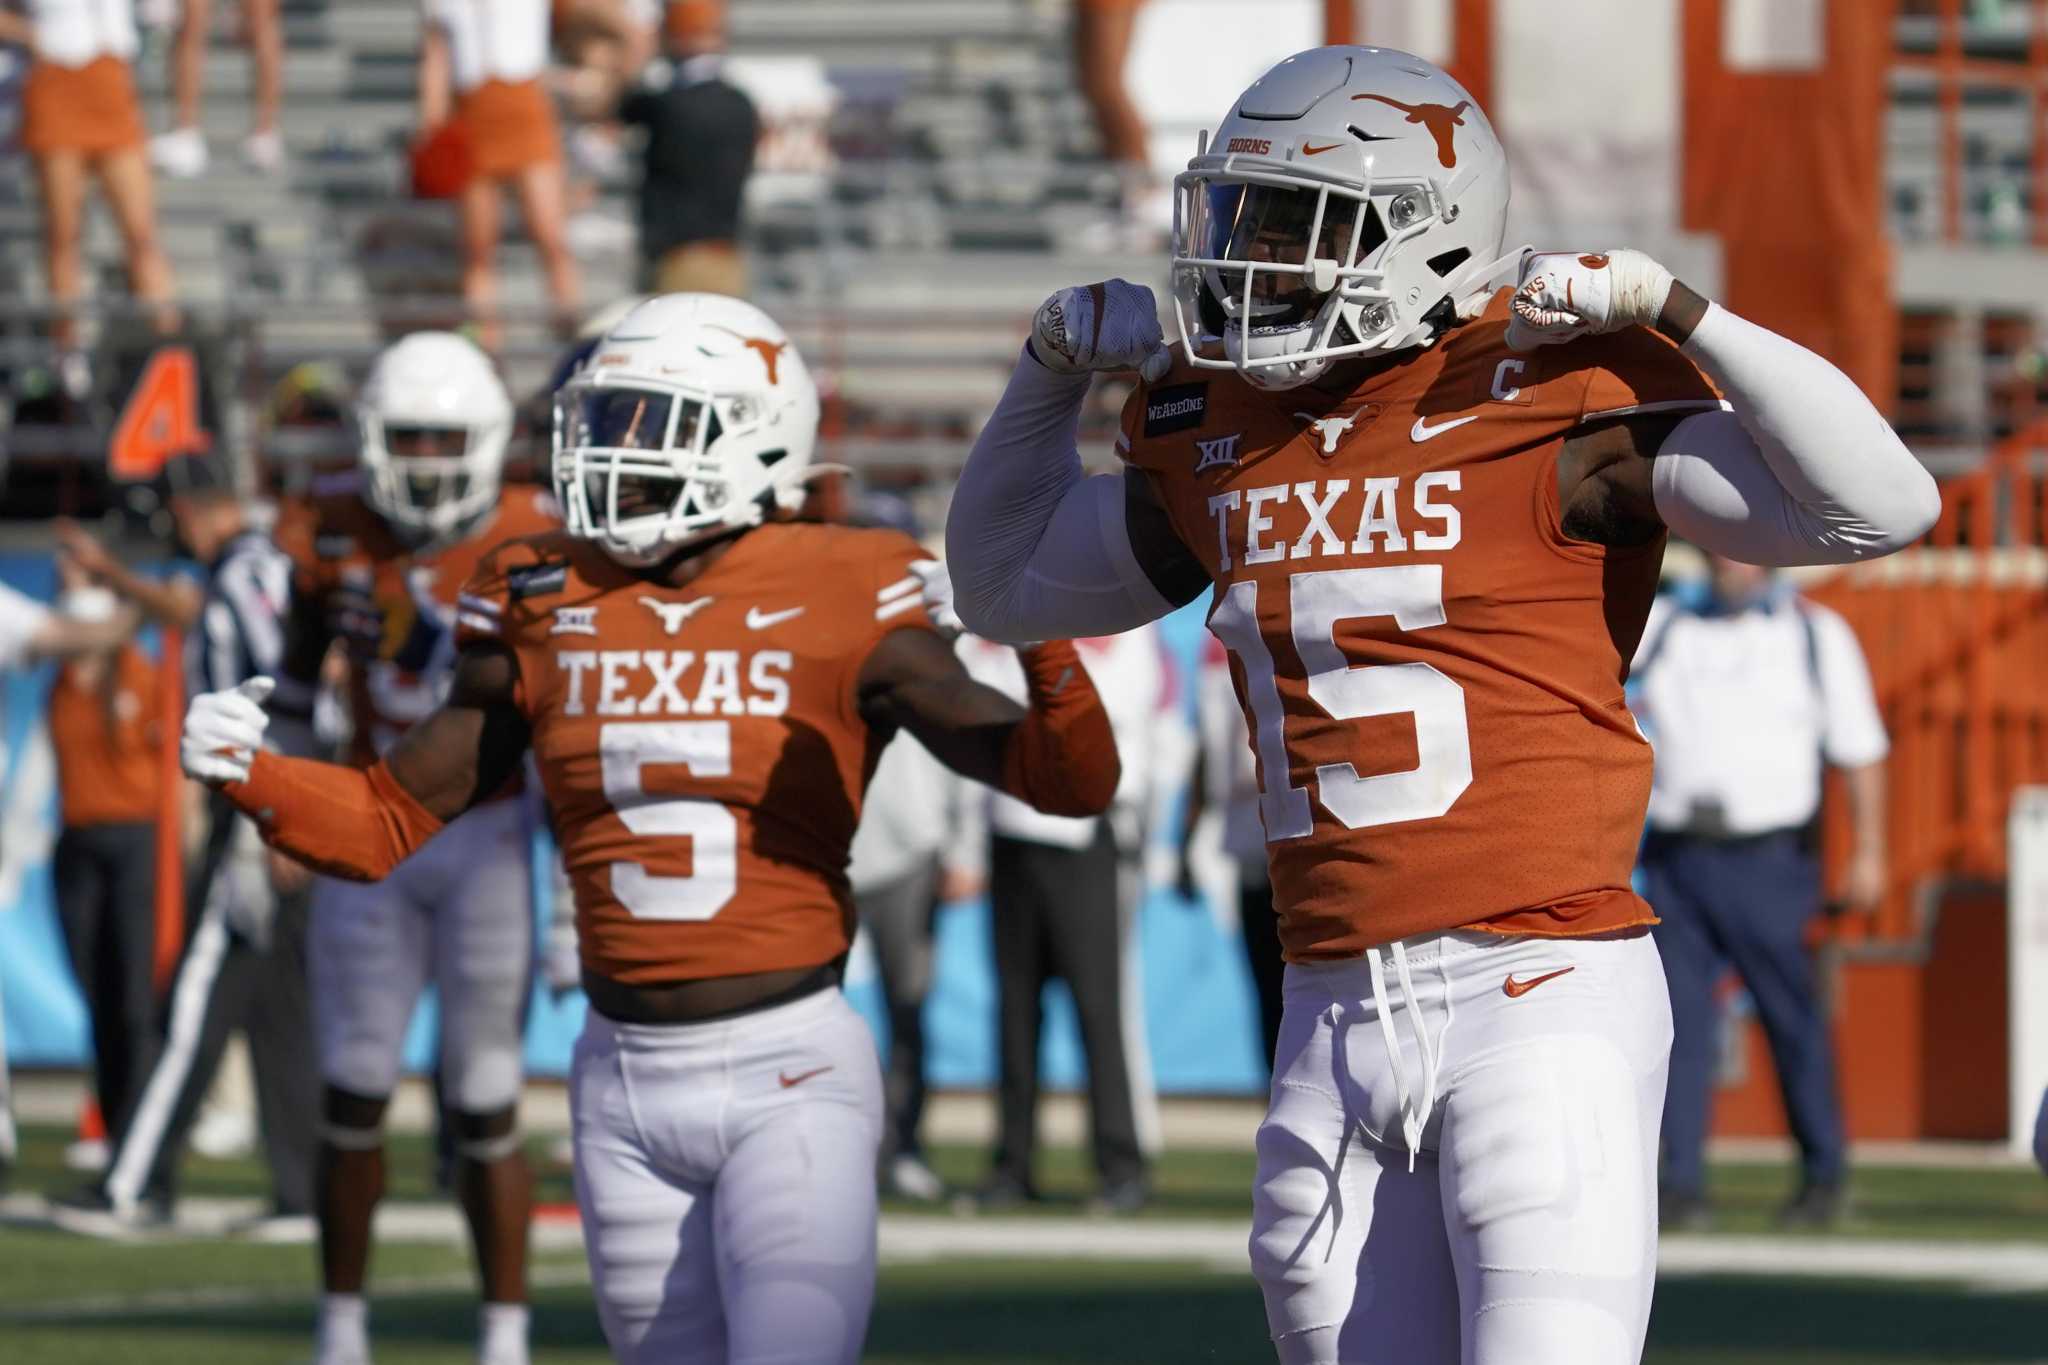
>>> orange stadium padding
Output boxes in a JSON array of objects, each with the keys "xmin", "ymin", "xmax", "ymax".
[{"xmin": 1680, "ymin": 0, "xmax": 1899, "ymax": 409}]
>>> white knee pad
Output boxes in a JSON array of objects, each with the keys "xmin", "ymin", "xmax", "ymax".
[
  {"xmin": 319, "ymin": 1120, "xmax": 385, "ymax": 1152},
  {"xmin": 445, "ymin": 1040, "xmax": 525, "ymax": 1116},
  {"xmin": 455, "ymin": 1127, "xmax": 525, "ymax": 1163}
]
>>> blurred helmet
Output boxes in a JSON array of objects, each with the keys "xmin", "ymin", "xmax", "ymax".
[
  {"xmin": 1170, "ymin": 46, "xmax": 1517, "ymax": 391},
  {"xmin": 357, "ymin": 332, "xmax": 512, "ymax": 543},
  {"xmin": 553, "ymin": 293, "xmax": 820, "ymax": 566}
]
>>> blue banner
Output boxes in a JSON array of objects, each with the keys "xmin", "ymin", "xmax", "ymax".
[{"xmin": 0, "ymin": 554, "xmax": 1267, "ymax": 1095}]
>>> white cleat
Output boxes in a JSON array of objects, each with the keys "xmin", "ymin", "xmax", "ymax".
[
  {"xmin": 150, "ymin": 126, "xmax": 209, "ymax": 179},
  {"xmin": 242, "ymin": 129, "xmax": 286, "ymax": 173}
]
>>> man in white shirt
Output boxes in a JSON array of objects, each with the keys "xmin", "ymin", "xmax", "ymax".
[
  {"xmin": 1632, "ymin": 555, "xmax": 1890, "ymax": 1230},
  {"xmin": 959, "ymin": 625, "xmax": 1184, "ymax": 1214}
]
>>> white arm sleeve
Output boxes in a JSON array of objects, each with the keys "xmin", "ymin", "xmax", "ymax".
[
  {"xmin": 1651, "ymin": 303, "xmax": 1941, "ymax": 566},
  {"xmin": 945, "ymin": 348, "xmax": 1178, "ymax": 645}
]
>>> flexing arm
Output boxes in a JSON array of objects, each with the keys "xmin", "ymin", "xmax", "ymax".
[
  {"xmin": 1522, "ymin": 254, "xmax": 1941, "ymax": 564},
  {"xmin": 856, "ymin": 629, "xmax": 1120, "ymax": 817},
  {"xmin": 946, "ymin": 281, "xmax": 1202, "ymax": 644},
  {"xmin": 188, "ymin": 644, "xmax": 531, "ymax": 880}
]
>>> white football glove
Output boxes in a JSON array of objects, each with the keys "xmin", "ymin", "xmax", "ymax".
[
  {"xmin": 1505, "ymin": 248, "xmax": 1676, "ymax": 352},
  {"xmin": 908, "ymin": 558, "xmax": 965, "ymax": 642},
  {"xmin": 181, "ymin": 676, "xmax": 274, "ymax": 786},
  {"xmin": 1030, "ymin": 279, "xmax": 1174, "ymax": 382}
]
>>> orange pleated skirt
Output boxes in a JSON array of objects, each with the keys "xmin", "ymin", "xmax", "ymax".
[
  {"xmin": 20, "ymin": 55, "xmax": 146, "ymax": 157},
  {"xmin": 455, "ymin": 78, "xmax": 562, "ymax": 178}
]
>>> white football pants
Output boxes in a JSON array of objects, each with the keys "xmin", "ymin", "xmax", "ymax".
[
  {"xmin": 571, "ymin": 986, "xmax": 883, "ymax": 1365},
  {"xmin": 1252, "ymin": 929, "xmax": 1673, "ymax": 1365},
  {"xmin": 309, "ymin": 796, "xmax": 532, "ymax": 1112}
]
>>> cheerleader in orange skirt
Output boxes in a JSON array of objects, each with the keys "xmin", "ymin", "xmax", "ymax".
[
  {"xmin": 418, "ymin": 0, "xmax": 585, "ymax": 348},
  {"xmin": 2, "ymin": 0, "xmax": 175, "ymax": 352}
]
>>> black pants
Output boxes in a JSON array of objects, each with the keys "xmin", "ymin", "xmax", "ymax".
[
  {"xmin": 52, "ymin": 823, "xmax": 161, "ymax": 1147},
  {"xmin": 102, "ymin": 824, "xmax": 317, "ymax": 1214},
  {"xmin": 989, "ymin": 827, "xmax": 1146, "ymax": 1190},
  {"xmin": 1237, "ymin": 869, "xmax": 1285, "ymax": 1080},
  {"xmin": 1641, "ymin": 829, "xmax": 1845, "ymax": 1198},
  {"xmin": 856, "ymin": 860, "xmax": 941, "ymax": 1164}
]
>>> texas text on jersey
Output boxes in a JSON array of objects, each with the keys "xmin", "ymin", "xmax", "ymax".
[
  {"xmin": 1120, "ymin": 289, "xmax": 1723, "ymax": 961},
  {"xmin": 274, "ymin": 479, "xmax": 560, "ymax": 761},
  {"xmin": 454, "ymin": 520, "xmax": 943, "ymax": 984}
]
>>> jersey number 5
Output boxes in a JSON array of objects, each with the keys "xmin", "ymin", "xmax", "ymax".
[
  {"xmin": 1211, "ymin": 565, "xmax": 1472, "ymax": 840},
  {"xmin": 600, "ymin": 721, "xmax": 738, "ymax": 921}
]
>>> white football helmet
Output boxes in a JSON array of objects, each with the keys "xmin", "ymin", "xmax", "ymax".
[
  {"xmin": 553, "ymin": 293, "xmax": 820, "ymax": 566},
  {"xmin": 1170, "ymin": 45, "xmax": 1522, "ymax": 390},
  {"xmin": 357, "ymin": 331, "xmax": 513, "ymax": 543}
]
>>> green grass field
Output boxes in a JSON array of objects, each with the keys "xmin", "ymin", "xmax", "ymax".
[{"xmin": 5, "ymin": 1122, "xmax": 2047, "ymax": 1363}]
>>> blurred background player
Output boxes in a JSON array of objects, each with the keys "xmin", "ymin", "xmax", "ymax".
[
  {"xmin": 268, "ymin": 330, "xmax": 554, "ymax": 1365},
  {"xmin": 418, "ymin": 0, "xmax": 581, "ymax": 347},
  {"xmin": 150, "ymin": 0, "xmax": 285, "ymax": 177},
  {"xmin": 1633, "ymin": 555, "xmax": 1891, "ymax": 1231},
  {"xmin": 0, "ymin": 0, "xmax": 175, "ymax": 372},
  {"xmin": 180, "ymin": 292, "xmax": 1119, "ymax": 1363},
  {"xmin": 961, "ymin": 625, "xmax": 1177, "ymax": 1214},
  {"xmin": 57, "ymin": 453, "xmax": 317, "ymax": 1239},
  {"xmin": 844, "ymin": 497, "xmax": 982, "ymax": 1203},
  {"xmin": 44, "ymin": 554, "xmax": 167, "ymax": 1178}
]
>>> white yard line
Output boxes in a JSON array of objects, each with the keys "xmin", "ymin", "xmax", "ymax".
[{"xmin": 11, "ymin": 1196, "xmax": 2048, "ymax": 1325}]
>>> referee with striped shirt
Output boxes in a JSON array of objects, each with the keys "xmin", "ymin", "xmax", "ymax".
[{"xmin": 54, "ymin": 454, "xmax": 317, "ymax": 1236}]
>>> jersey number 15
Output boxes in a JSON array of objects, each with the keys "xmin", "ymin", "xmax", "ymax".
[{"xmin": 1211, "ymin": 565, "xmax": 1473, "ymax": 839}]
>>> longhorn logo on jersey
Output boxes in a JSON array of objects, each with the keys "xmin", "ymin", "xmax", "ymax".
[{"xmin": 639, "ymin": 596, "xmax": 714, "ymax": 635}]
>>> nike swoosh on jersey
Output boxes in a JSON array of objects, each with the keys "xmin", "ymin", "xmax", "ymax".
[
  {"xmin": 1502, "ymin": 967, "xmax": 1576, "ymax": 998},
  {"xmin": 1411, "ymin": 414, "xmax": 1480, "ymax": 442},
  {"xmin": 1302, "ymin": 142, "xmax": 1344, "ymax": 156},
  {"xmin": 746, "ymin": 606, "xmax": 807, "ymax": 630},
  {"xmin": 778, "ymin": 1065, "xmax": 834, "ymax": 1088}
]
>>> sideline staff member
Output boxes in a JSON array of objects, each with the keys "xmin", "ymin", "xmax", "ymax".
[{"xmin": 1633, "ymin": 556, "xmax": 1889, "ymax": 1229}]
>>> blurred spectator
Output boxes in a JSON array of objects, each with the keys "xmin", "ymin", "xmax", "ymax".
[
  {"xmin": 45, "ymin": 556, "xmax": 165, "ymax": 1166},
  {"xmin": 603, "ymin": 0, "xmax": 758, "ymax": 296},
  {"xmin": 1, "ymin": 0, "xmax": 176, "ymax": 369},
  {"xmin": 0, "ymin": 566, "xmax": 144, "ymax": 1185},
  {"xmin": 150, "ymin": 0, "xmax": 285, "ymax": 177},
  {"xmin": 850, "ymin": 695, "xmax": 979, "ymax": 1204},
  {"xmin": 418, "ymin": 0, "xmax": 584, "ymax": 345},
  {"xmin": 1073, "ymin": 0, "xmax": 1162, "ymax": 241},
  {"xmin": 1176, "ymin": 635, "xmax": 1282, "ymax": 1076},
  {"xmin": 53, "ymin": 456, "xmax": 317, "ymax": 1238},
  {"xmin": 1632, "ymin": 556, "xmax": 1890, "ymax": 1231},
  {"xmin": 961, "ymin": 627, "xmax": 1181, "ymax": 1215}
]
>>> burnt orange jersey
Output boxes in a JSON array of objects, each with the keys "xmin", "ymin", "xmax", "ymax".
[
  {"xmin": 455, "ymin": 522, "xmax": 940, "ymax": 984},
  {"xmin": 1121, "ymin": 292, "xmax": 1721, "ymax": 961},
  {"xmin": 274, "ymin": 480, "xmax": 559, "ymax": 761}
]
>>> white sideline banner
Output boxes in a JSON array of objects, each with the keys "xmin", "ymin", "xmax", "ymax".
[{"xmin": 2007, "ymin": 788, "xmax": 2048, "ymax": 1155}]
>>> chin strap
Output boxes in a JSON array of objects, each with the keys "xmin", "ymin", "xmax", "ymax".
[{"xmin": 1450, "ymin": 242, "xmax": 1534, "ymax": 322}]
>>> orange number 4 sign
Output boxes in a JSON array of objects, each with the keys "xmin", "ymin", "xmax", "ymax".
[{"xmin": 109, "ymin": 347, "xmax": 211, "ymax": 482}]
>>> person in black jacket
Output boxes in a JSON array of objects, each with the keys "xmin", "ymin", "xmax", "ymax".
[{"xmin": 616, "ymin": 2, "xmax": 758, "ymax": 297}]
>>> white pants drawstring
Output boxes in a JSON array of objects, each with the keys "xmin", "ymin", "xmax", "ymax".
[{"xmin": 1364, "ymin": 939, "xmax": 1459, "ymax": 1172}]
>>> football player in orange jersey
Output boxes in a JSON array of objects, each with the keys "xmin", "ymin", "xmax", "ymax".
[
  {"xmin": 946, "ymin": 45, "xmax": 1939, "ymax": 1365},
  {"xmin": 265, "ymin": 331, "xmax": 557, "ymax": 1365},
  {"xmin": 178, "ymin": 293, "xmax": 1120, "ymax": 1365}
]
